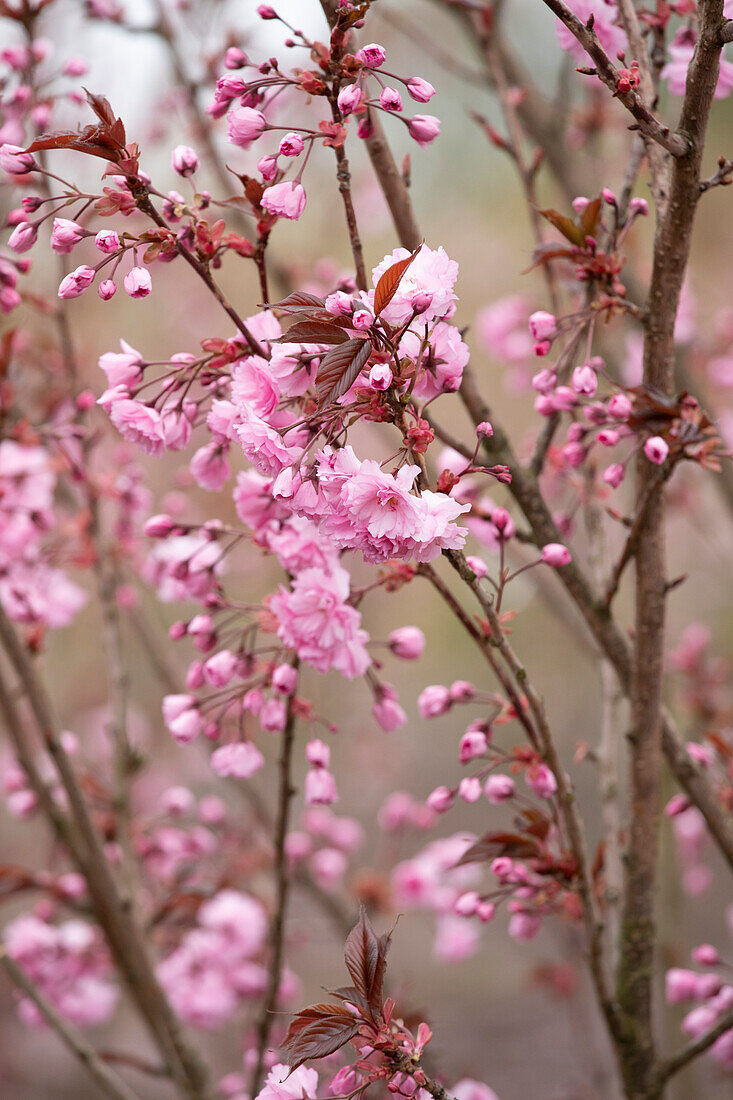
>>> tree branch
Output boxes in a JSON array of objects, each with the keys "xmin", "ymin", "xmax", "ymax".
[
  {"xmin": 539, "ymin": 0, "xmax": 689, "ymax": 157},
  {"xmin": 0, "ymin": 950, "xmax": 145, "ymax": 1100}
]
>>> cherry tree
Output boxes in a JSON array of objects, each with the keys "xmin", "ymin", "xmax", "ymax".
[{"xmin": 0, "ymin": 2, "xmax": 732, "ymax": 1099}]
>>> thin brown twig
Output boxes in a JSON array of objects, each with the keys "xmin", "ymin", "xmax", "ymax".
[
  {"xmin": 250, "ymin": 656, "xmax": 301, "ymax": 1097},
  {"xmin": 0, "ymin": 949, "xmax": 145, "ymax": 1100}
]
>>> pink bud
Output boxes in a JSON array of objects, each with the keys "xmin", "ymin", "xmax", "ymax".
[
  {"xmin": 426, "ymin": 785, "xmax": 454, "ymax": 813},
  {"xmin": 272, "ymin": 663, "xmax": 297, "ymax": 695},
  {"xmin": 476, "ymin": 420, "xmax": 494, "ymax": 438},
  {"xmin": 8, "ymin": 220, "xmax": 37, "ymax": 253},
  {"xmin": 58, "ymin": 265, "xmax": 95, "ymax": 299},
  {"xmin": 0, "ymin": 143, "xmax": 36, "ymax": 174},
  {"xmin": 418, "ymin": 684, "xmax": 451, "ymax": 718},
  {"xmin": 603, "ymin": 462, "xmax": 625, "ymax": 489},
  {"xmin": 608, "ymin": 393, "xmax": 632, "ymax": 420},
  {"xmin": 458, "ymin": 776, "xmax": 482, "ymax": 803},
  {"xmin": 357, "ymin": 43, "xmax": 387, "ymax": 68},
  {"xmin": 261, "ymin": 180, "xmax": 306, "ymax": 220},
  {"xmin": 123, "ymin": 266, "xmax": 152, "ymax": 298},
  {"xmin": 541, "ymin": 543, "xmax": 572, "ymax": 567},
  {"xmin": 528, "ymin": 310, "xmax": 556, "ymax": 341},
  {"xmin": 380, "ymin": 87, "xmax": 403, "ymax": 112},
  {"xmin": 691, "ymin": 944, "xmax": 720, "ymax": 967},
  {"xmin": 172, "ymin": 144, "xmax": 199, "ymax": 176},
  {"xmin": 279, "ymin": 132, "xmax": 304, "ymax": 157},
  {"xmin": 406, "ymin": 77, "xmax": 436, "ymax": 103},
  {"xmin": 257, "ymin": 154, "xmax": 278, "ymax": 181},
  {"xmin": 644, "ymin": 435, "xmax": 669, "ymax": 465},
  {"xmin": 225, "ymin": 47, "xmax": 248, "ymax": 68},
  {"xmin": 337, "ymin": 83, "xmax": 363, "ymax": 116},
  {"xmin": 572, "ymin": 364, "xmax": 597, "ymax": 395},
  {"xmin": 306, "ymin": 739, "xmax": 330, "ymax": 768},
  {"xmin": 466, "ymin": 555, "xmax": 488, "ymax": 579},
  {"xmin": 98, "ymin": 279, "xmax": 116, "ymax": 300},
  {"xmin": 95, "ymin": 229, "xmax": 120, "ymax": 253},
  {"xmin": 389, "ymin": 626, "xmax": 425, "ymax": 660},
  {"xmin": 484, "ymin": 774, "xmax": 515, "ymax": 803},
  {"xmin": 407, "ymin": 114, "xmax": 441, "ymax": 146},
  {"xmin": 227, "ymin": 106, "xmax": 267, "ymax": 149}
]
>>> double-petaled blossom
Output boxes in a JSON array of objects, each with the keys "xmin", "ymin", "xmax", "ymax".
[
  {"xmin": 270, "ymin": 566, "xmax": 370, "ymax": 678},
  {"xmin": 58, "ymin": 265, "xmax": 95, "ymax": 299},
  {"xmin": 260, "ymin": 180, "xmax": 307, "ymax": 220},
  {"xmin": 171, "ymin": 144, "xmax": 199, "ymax": 176},
  {"xmin": 407, "ymin": 114, "xmax": 441, "ymax": 146},
  {"xmin": 227, "ymin": 105, "xmax": 267, "ymax": 148}
]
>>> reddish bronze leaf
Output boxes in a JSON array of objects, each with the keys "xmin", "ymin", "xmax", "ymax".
[
  {"xmin": 580, "ymin": 196, "xmax": 602, "ymax": 239},
  {"xmin": 343, "ymin": 907, "xmax": 389, "ymax": 1018},
  {"xmin": 539, "ymin": 207, "xmax": 585, "ymax": 247},
  {"xmin": 268, "ymin": 291, "xmax": 326, "ymax": 312},
  {"xmin": 315, "ymin": 339, "xmax": 371, "ymax": 408},
  {"xmin": 282, "ymin": 1003, "xmax": 360, "ymax": 1071},
  {"xmin": 276, "ymin": 320, "xmax": 351, "ymax": 346},
  {"xmin": 373, "ymin": 244, "xmax": 422, "ymax": 318},
  {"xmin": 455, "ymin": 831, "xmax": 541, "ymax": 867}
]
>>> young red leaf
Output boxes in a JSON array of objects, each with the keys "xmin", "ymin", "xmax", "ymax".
[
  {"xmin": 455, "ymin": 831, "xmax": 541, "ymax": 867},
  {"xmin": 538, "ymin": 208, "xmax": 585, "ymax": 247},
  {"xmin": 268, "ymin": 291, "xmax": 326, "ymax": 312},
  {"xmin": 281, "ymin": 1003, "xmax": 360, "ymax": 1071},
  {"xmin": 373, "ymin": 243, "xmax": 422, "ymax": 318},
  {"xmin": 275, "ymin": 320, "xmax": 351, "ymax": 346},
  {"xmin": 315, "ymin": 339, "xmax": 371, "ymax": 408},
  {"xmin": 343, "ymin": 908, "xmax": 381, "ymax": 1012},
  {"xmin": 580, "ymin": 196, "xmax": 602, "ymax": 239}
]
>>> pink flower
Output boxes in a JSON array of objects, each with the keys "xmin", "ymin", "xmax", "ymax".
[
  {"xmin": 95, "ymin": 229, "xmax": 120, "ymax": 254},
  {"xmin": 172, "ymin": 144, "xmax": 199, "ymax": 176},
  {"xmin": 109, "ymin": 400, "xmax": 166, "ymax": 455},
  {"xmin": 51, "ymin": 218, "xmax": 84, "ymax": 254},
  {"xmin": 484, "ymin": 774, "xmax": 514, "ymax": 803},
  {"xmin": 8, "ymin": 220, "xmax": 37, "ymax": 253},
  {"xmin": 541, "ymin": 543, "xmax": 571, "ymax": 567},
  {"xmin": 372, "ymin": 244, "xmax": 458, "ymax": 326},
  {"xmin": 270, "ymin": 566, "xmax": 371, "ymax": 679},
  {"xmin": 528, "ymin": 310, "xmax": 557, "ymax": 342},
  {"xmin": 459, "ymin": 727, "xmax": 488, "ymax": 764},
  {"xmin": 572, "ymin": 364, "xmax": 597, "ymax": 395},
  {"xmin": 190, "ymin": 442, "xmax": 231, "ymax": 491},
  {"xmin": 389, "ymin": 626, "xmax": 425, "ymax": 660},
  {"xmin": 357, "ymin": 43, "xmax": 387, "ymax": 68},
  {"xmin": 372, "ymin": 694, "xmax": 407, "ymax": 731},
  {"xmin": 451, "ymin": 1081, "xmax": 499, "ymax": 1100},
  {"xmin": 0, "ymin": 144, "xmax": 35, "ymax": 174},
  {"xmin": 337, "ymin": 83, "xmax": 363, "ymax": 115},
  {"xmin": 526, "ymin": 763, "xmax": 558, "ymax": 799},
  {"xmin": 278, "ymin": 132, "xmax": 304, "ymax": 157},
  {"xmin": 418, "ymin": 684, "xmax": 451, "ymax": 718},
  {"xmin": 406, "ymin": 77, "xmax": 436, "ymax": 102},
  {"xmin": 272, "ymin": 663, "xmax": 297, "ymax": 695},
  {"xmin": 603, "ymin": 462, "xmax": 625, "ymax": 489},
  {"xmin": 666, "ymin": 968, "xmax": 700, "ymax": 1004},
  {"xmin": 261, "ymin": 181, "xmax": 307, "ymax": 220},
  {"xmin": 98, "ymin": 279, "xmax": 116, "ymax": 300},
  {"xmin": 123, "ymin": 266, "xmax": 152, "ymax": 298},
  {"xmin": 369, "ymin": 363, "xmax": 392, "ymax": 390},
  {"xmin": 380, "ymin": 87, "xmax": 403, "ymax": 112},
  {"xmin": 236, "ymin": 407, "xmax": 301, "ymax": 477},
  {"xmin": 258, "ymin": 154, "xmax": 278, "ymax": 181},
  {"xmin": 257, "ymin": 1065, "xmax": 319, "ymax": 1100},
  {"xmin": 407, "ymin": 114, "xmax": 441, "ymax": 146},
  {"xmin": 305, "ymin": 767, "xmax": 338, "ymax": 805},
  {"xmin": 227, "ymin": 106, "xmax": 267, "ymax": 148},
  {"xmin": 644, "ymin": 436, "xmax": 669, "ymax": 465},
  {"xmin": 58, "ymin": 265, "xmax": 95, "ymax": 299},
  {"xmin": 210, "ymin": 742, "xmax": 265, "ymax": 779},
  {"xmin": 98, "ymin": 340, "xmax": 143, "ymax": 387}
]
